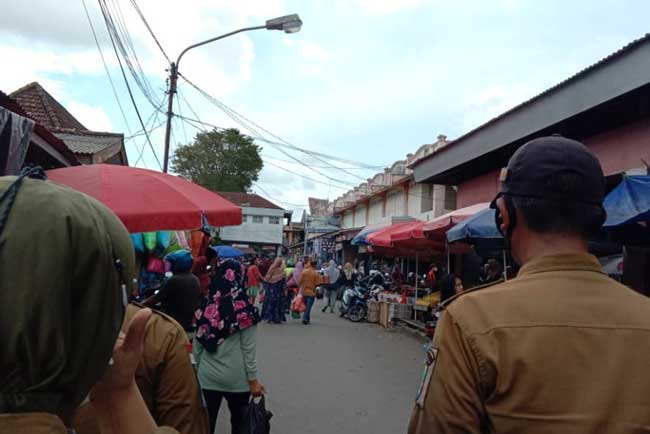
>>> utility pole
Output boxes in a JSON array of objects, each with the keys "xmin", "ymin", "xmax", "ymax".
[
  {"xmin": 162, "ymin": 62, "xmax": 177, "ymax": 173},
  {"xmin": 159, "ymin": 14, "xmax": 302, "ymax": 173},
  {"xmin": 303, "ymin": 215, "xmax": 309, "ymax": 257}
]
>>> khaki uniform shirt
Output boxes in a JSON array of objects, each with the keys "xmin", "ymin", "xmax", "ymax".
[
  {"xmin": 409, "ymin": 253, "xmax": 650, "ymax": 434},
  {"xmin": 75, "ymin": 304, "xmax": 208, "ymax": 434},
  {"xmin": 0, "ymin": 413, "xmax": 178, "ymax": 434}
]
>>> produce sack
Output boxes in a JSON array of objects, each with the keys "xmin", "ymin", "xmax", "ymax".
[
  {"xmin": 131, "ymin": 233, "xmax": 145, "ymax": 252},
  {"xmin": 143, "ymin": 232, "xmax": 157, "ymax": 251},
  {"xmin": 243, "ymin": 396, "xmax": 272, "ymax": 434},
  {"xmin": 291, "ymin": 295, "xmax": 306, "ymax": 313}
]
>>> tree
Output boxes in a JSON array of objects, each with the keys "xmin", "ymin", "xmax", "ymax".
[{"xmin": 171, "ymin": 128, "xmax": 263, "ymax": 192}]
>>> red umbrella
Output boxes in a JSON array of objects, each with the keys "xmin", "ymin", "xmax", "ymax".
[
  {"xmin": 422, "ymin": 203, "xmax": 490, "ymax": 239},
  {"xmin": 47, "ymin": 164, "xmax": 242, "ymax": 233},
  {"xmin": 366, "ymin": 221, "xmax": 415, "ymax": 247}
]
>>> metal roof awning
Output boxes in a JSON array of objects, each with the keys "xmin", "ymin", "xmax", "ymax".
[{"xmin": 413, "ymin": 34, "xmax": 650, "ymax": 185}]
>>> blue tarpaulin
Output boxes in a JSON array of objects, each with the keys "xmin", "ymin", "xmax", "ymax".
[
  {"xmin": 446, "ymin": 208, "xmax": 502, "ymax": 244},
  {"xmin": 351, "ymin": 223, "xmax": 391, "ymax": 246},
  {"xmin": 604, "ymin": 175, "xmax": 650, "ymax": 227},
  {"xmin": 210, "ymin": 245, "xmax": 245, "ymax": 258}
]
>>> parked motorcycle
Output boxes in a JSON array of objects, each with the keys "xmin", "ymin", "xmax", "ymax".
[{"xmin": 339, "ymin": 284, "xmax": 368, "ymax": 322}]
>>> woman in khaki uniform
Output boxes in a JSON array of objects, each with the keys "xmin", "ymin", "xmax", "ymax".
[{"xmin": 0, "ymin": 173, "xmax": 177, "ymax": 434}]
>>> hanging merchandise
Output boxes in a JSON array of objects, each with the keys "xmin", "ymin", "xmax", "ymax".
[
  {"xmin": 143, "ymin": 232, "xmax": 157, "ymax": 251},
  {"xmin": 131, "ymin": 233, "xmax": 145, "ymax": 252},
  {"xmin": 177, "ymin": 230, "xmax": 190, "ymax": 249},
  {"xmin": 156, "ymin": 231, "xmax": 171, "ymax": 250},
  {"xmin": 146, "ymin": 256, "xmax": 165, "ymax": 274},
  {"xmin": 164, "ymin": 231, "xmax": 182, "ymax": 255}
]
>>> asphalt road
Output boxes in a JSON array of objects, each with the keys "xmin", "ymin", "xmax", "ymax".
[{"xmin": 215, "ymin": 298, "xmax": 427, "ymax": 434}]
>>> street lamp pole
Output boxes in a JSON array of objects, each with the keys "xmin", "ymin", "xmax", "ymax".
[{"xmin": 162, "ymin": 14, "xmax": 303, "ymax": 173}]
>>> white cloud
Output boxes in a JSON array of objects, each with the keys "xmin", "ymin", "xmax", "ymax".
[
  {"xmin": 66, "ymin": 102, "xmax": 114, "ymax": 132},
  {"xmin": 341, "ymin": 0, "xmax": 429, "ymax": 15}
]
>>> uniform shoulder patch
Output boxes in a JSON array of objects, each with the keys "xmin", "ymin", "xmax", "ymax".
[{"xmin": 439, "ymin": 279, "xmax": 505, "ymax": 310}]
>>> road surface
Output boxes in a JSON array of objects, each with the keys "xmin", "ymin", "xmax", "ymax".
[{"xmin": 215, "ymin": 298, "xmax": 426, "ymax": 434}]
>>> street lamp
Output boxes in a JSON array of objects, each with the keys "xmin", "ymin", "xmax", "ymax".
[{"xmin": 162, "ymin": 14, "xmax": 303, "ymax": 172}]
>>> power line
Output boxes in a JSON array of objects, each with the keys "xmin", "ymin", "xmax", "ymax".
[
  {"xmin": 98, "ymin": 0, "xmax": 162, "ymax": 170},
  {"xmin": 81, "ymin": 0, "xmax": 133, "ymax": 137},
  {"xmin": 179, "ymin": 74, "xmax": 386, "ymax": 171},
  {"xmin": 128, "ymin": 0, "xmax": 171, "ymax": 64},
  {"xmin": 263, "ymin": 159, "xmax": 353, "ymax": 191},
  {"xmin": 252, "ymin": 183, "xmax": 309, "ymax": 208},
  {"xmin": 100, "ymin": 0, "xmax": 161, "ymax": 108}
]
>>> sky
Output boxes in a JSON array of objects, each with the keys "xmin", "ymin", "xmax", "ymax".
[{"xmin": 2, "ymin": 0, "xmax": 649, "ymax": 219}]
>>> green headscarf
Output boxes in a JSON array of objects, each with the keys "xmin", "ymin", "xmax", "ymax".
[{"xmin": 0, "ymin": 176, "xmax": 134, "ymax": 420}]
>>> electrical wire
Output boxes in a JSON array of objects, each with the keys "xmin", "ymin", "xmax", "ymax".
[
  {"xmin": 81, "ymin": 0, "xmax": 133, "ymax": 137},
  {"xmin": 99, "ymin": 0, "xmax": 161, "ymax": 108},
  {"xmin": 179, "ymin": 74, "xmax": 386, "ymax": 171},
  {"xmin": 98, "ymin": 0, "xmax": 162, "ymax": 170},
  {"xmin": 252, "ymin": 183, "xmax": 309, "ymax": 208},
  {"xmin": 128, "ymin": 0, "xmax": 171, "ymax": 64}
]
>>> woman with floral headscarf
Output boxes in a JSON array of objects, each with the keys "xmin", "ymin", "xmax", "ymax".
[
  {"xmin": 261, "ymin": 257, "xmax": 287, "ymax": 324},
  {"xmin": 193, "ymin": 259, "xmax": 265, "ymax": 434}
]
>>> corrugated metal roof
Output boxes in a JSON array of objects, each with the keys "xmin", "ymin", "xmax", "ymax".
[
  {"xmin": 56, "ymin": 131, "xmax": 123, "ymax": 155},
  {"xmin": 416, "ymin": 32, "xmax": 650, "ymax": 166}
]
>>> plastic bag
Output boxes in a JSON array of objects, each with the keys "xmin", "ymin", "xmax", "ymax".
[
  {"xmin": 143, "ymin": 232, "xmax": 157, "ymax": 251},
  {"xmin": 156, "ymin": 231, "xmax": 171, "ymax": 250},
  {"xmin": 243, "ymin": 396, "xmax": 272, "ymax": 434},
  {"xmin": 131, "ymin": 233, "xmax": 145, "ymax": 252},
  {"xmin": 146, "ymin": 257, "xmax": 165, "ymax": 274},
  {"xmin": 291, "ymin": 295, "xmax": 306, "ymax": 313}
]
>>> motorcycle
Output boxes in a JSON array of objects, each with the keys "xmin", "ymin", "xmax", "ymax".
[
  {"xmin": 339, "ymin": 284, "xmax": 369, "ymax": 322},
  {"xmin": 339, "ymin": 280, "xmax": 384, "ymax": 322}
]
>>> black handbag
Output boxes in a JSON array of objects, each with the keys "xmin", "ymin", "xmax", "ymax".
[{"xmin": 243, "ymin": 396, "xmax": 273, "ymax": 434}]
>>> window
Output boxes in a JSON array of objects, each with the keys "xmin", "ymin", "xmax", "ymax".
[
  {"xmin": 252, "ymin": 215, "xmax": 263, "ymax": 224},
  {"xmin": 445, "ymin": 185, "xmax": 457, "ymax": 210},
  {"xmin": 269, "ymin": 216, "xmax": 281, "ymax": 225},
  {"xmin": 242, "ymin": 214, "xmax": 248, "ymax": 223},
  {"xmin": 420, "ymin": 184, "xmax": 433, "ymax": 213}
]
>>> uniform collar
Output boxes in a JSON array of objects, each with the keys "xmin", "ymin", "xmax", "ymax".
[
  {"xmin": 518, "ymin": 253, "xmax": 603, "ymax": 277},
  {"xmin": 0, "ymin": 413, "xmax": 67, "ymax": 434}
]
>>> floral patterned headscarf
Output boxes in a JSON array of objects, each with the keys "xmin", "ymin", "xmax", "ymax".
[{"xmin": 194, "ymin": 259, "xmax": 260, "ymax": 353}]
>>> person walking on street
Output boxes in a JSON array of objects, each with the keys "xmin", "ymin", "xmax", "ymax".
[
  {"xmin": 299, "ymin": 259, "xmax": 322, "ymax": 325},
  {"xmin": 261, "ymin": 257, "xmax": 286, "ymax": 324},
  {"xmin": 246, "ymin": 258, "xmax": 263, "ymax": 305},
  {"xmin": 409, "ymin": 136, "xmax": 650, "ymax": 434},
  {"xmin": 322, "ymin": 260, "xmax": 340, "ymax": 313},
  {"xmin": 193, "ymin": 260, "xmax": 265, "ymax": 434}
]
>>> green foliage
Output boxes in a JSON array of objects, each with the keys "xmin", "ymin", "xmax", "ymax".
[{"xmin": 171, "ymin": 128, "xmax": 263, "ymax": 192}]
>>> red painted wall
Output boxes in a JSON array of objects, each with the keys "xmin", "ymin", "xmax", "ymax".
[
  {"xmin": 583, "ymin": 119, "xmax": 650, "ymax": 176},
  {"xmin": 457, "ymin": 119, "xmax": 650, "ymax": 207},
  {"xmin": 457, "ymin": 170, "xmax": 500, "ymax": 208}
]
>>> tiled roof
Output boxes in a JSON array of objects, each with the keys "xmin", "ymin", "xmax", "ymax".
[
  {"xmin": 217, "ymin": 192, "xmax": 284, "ymax": 210},
  {"xmin": 56, "ymin": 130, "xmax": 124, "ymax": 155},
  {"xmin": 10, "ymin": 82, "xmax": 87, "ymax": 132},
  {"xmin": 0, "ymin": 90, "xmax": 80, "ymax": 166}
]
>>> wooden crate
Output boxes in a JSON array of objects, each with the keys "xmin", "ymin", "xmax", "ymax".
[
  {"xmin": 368, "ymin": 300, "xmax": 380, "ymax": 323},
  {"xmin": 379, "ymin": 301, "xmax": 391, "ymax": 327}
]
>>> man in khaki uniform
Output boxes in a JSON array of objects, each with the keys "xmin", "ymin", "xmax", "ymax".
[
  {"xmin": 75, "ymin": 303, "xmax": 209, "ymax": 434},
  {"xmin": 409, "ymin": 136, "xmax": 650, "ymax": 434}
]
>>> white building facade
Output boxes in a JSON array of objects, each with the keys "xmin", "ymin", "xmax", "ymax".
[{"xmin": 217, "ymin": 192, "xmax": 290, "ymax": 256}]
